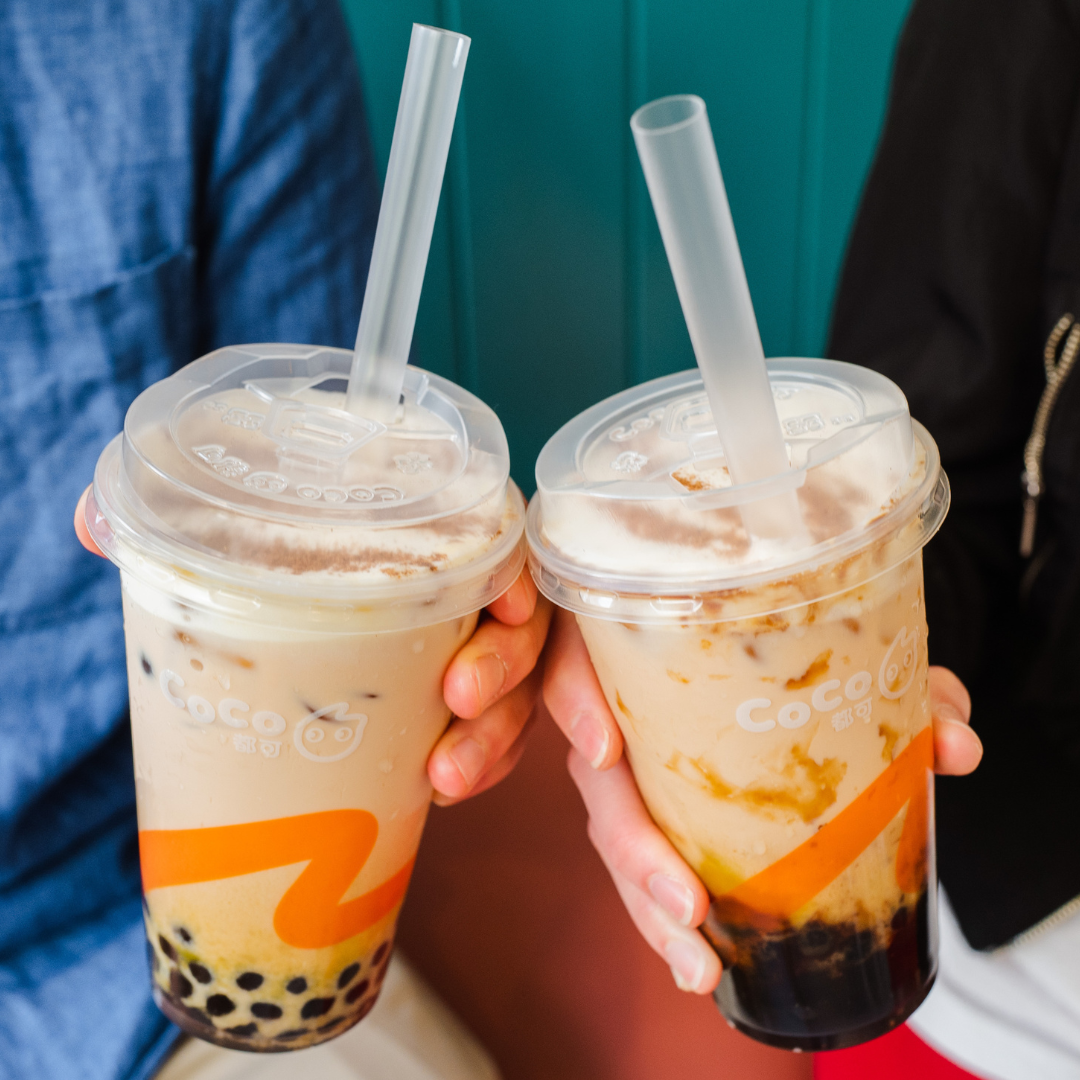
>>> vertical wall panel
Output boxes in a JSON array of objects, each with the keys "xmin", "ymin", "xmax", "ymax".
[
  {"xmin": 340, "ymin": 0, "xmax": 911, "ymax": 492},
  {"xmin": 642, "ymin": 0, "xmax": 810, "ymax": 379}
]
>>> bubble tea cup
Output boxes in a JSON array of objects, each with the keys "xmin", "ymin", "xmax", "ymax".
[
  {"xmin": 85, "ymin": 343, "xmax": 525, "ymax": 1051},
  {"xmin": 527, "ymin": 358, "xmax": 948, "ymax": 1050}
]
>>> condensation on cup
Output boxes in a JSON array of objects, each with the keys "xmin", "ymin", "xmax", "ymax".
[
  {"xmin": 86, "ymin": 344, "xmax": 525, "ymax": 1052},
  {"xmin": 527, "ymin": 358, "xmax": 949, "ymax": 1051}
]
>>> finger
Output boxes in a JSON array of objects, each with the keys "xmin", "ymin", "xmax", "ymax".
[
  {"xmin": 586, "ymin": 813, "xmax": 720, "ymax": 994},
  {"xmin": 568, "ymin": 749, "xmax": 710, "ymax": 928},
  {"xmin": 929, "ymin": 665, "xmax": 971, "ymax": 722},
  {"xmin": 431, "ymin": 705, "xmax": 539, "ymax": 807},
  {"xmin": 542, "ymin": 609, "xmax": 623, "ymax": 770},
  {"xmin": 429, "ymin": 665, "xmax": 542, "ymax": 800},
  {"xmin": 74, "ymin": 486, "xmax": 105, "ymax": 558},
  {"xmin": 928, "ymin": 665, "xmax": 982, "ymax": 776},
  {"xmin": 443, "ymin": 594, "xmax": 552, "ymax": 720},
  {"xmin": 485, "ymin": 568, "xmax": 538, "ymax": 627}
]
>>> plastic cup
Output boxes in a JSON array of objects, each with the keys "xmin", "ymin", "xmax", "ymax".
[
  {"xmin": 527, "ymin": 359, "xmax": 948, "ymax": 1050},
  {"xmin": 86, "ymin": 344, "xmax": 524, "ymax": 1052}
]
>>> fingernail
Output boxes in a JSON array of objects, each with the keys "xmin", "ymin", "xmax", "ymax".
[
  {"xmin": 649, "ymin": 874, "xmax": 695, "ymax": 927},
  {"xmin": 936, "ymin": 703, "xmax": 966, "ymax": 724},
  {"xmin": 664, "ymin": 938, "xmax": 707, "ymax": 993},
  {"xmin": 940, "ymin": 715, "xmax": 982, "ymax": 749},
  {"xmin": 569, "ymin": 711, "xmax": 609, "ymax": 768},
  {"xmin": 474, "ymin": 654, "xmax": 507, "ymax": 708},
  {"xmin": 448, "ymin": 736, "xmax": 486, "ymax": 789}
]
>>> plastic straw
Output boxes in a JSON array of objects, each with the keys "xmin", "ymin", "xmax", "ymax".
[
  {"xmin": 346, "ymin": 25, "xmax": 470, "ymax": 422},
  {"xmin": 631, "ymin": 95, "xmax": 800, "ymax": 537}
]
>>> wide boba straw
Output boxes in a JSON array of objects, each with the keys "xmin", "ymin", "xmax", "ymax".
[
  {"xmin": 84, "ymin": 25, "xmax": 527, "ymax": 1053},
  {"xmin": 527, "ymin": 95, "xmax": 949, "ymax": 1050}
]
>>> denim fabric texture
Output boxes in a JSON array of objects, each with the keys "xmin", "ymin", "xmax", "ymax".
[{"xmin": 0, "ymin": 0, "xmax": 379, "ymax": 1075}]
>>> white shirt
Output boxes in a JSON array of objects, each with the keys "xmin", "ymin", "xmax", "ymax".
[{"xmin": 909, "ymin": 890, "xmax": 1080, "ymax": 1079}]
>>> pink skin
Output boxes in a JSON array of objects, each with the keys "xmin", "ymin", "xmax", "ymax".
[
  {"xmin": 542, "ymin": 608, "xmax": 983, "ymax": 996},
  {"xmin": 74, "ymin": 486, "xmax": 552, "ymax": 807}
]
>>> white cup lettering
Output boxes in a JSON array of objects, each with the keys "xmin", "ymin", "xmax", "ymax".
[
  {"xmin": 778, "ymin": 701, "xmax": 812, "ymax": 729},
  {"xmin": 187, "ymin": 695, "xmax": 216, "ymax": 724},
  {"xmin": 845, "ymin": 671, "xmax": 872, "ymax": 700},
  {"xmin": 736, "ymin": 698, "xmax": 775, "ymax": 733},
  {"xmin": 811, "ymin": 679, "xmax": 842, "ymax": 712},
  {"xmin": 252, "ymin": 711, "xmax": 286, "ymax": 737},
  {"xmin": 218, "ymin": 699, "xmax": 250, "ymax": 728},
  {"xmin": 160, "ymin": 669, "xmax": 186, "ymax": 708}
]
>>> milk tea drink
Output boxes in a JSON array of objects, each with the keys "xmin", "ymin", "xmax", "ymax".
[
  {"xmin": 527, "ymin": 359, "xmax": 948, "ymax": 1050},
  {"xmin": 86, "ymin": 344, "xmax": 525, "ymax": 1052}
]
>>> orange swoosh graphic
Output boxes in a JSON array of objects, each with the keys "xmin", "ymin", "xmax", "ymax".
[
  {"xmin": 716, "ymin": 725, "xmax": 933, "ymax": 926},
  {"xmin": 139, "ymin": 810, "xmax": 414, "ymax": 949}
]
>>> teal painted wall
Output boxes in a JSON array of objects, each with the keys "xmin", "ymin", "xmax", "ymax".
[{"xmin": 339, "ymin": 0, "xmax": 912, "ymax": 492}]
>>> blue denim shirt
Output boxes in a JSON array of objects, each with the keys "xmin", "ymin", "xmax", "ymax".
[{"xmin": 0, "ymin": 1, "xmax": 379, "ymax": 1075}]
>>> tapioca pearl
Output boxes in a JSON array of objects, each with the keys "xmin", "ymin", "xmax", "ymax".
[
  {"xmin": 158, "ymin": 935, "xmax": 177, "ymax": 961},
  {"xmin": 275, "ymin": 1029, "xmax": 308, "ymax": 1042},
  {"xmin": 344, "ymin": 980, "xmax": 370, "ymax": 1005},
  {"xmin": 205, "ymin": 995, "xmax": 236, "ymax": 1017},
  {"xmin": 226, "ymin": 1023, "xmax": 258, "ymax": 1037},
  {"xmin": 251, "ymin": 1003, "xmax": 282, "ymax": 1020},
  {"xmin": 286, "ymin": 977, "xmax": 307, "ymax": 994},
  {"xmin": 300, "ymin": 997, "xmax": 335, "ymax": 1020},
  {"xmin": 189, "ymin": 962, "xmax": 212, "ymax": 984},
  {"xmin": 372, "ymin": 942, "xmax": 389, "ymax": 965},
  {"xmin": 337, "ymin": 963, "xmax": 360, "ymax": 989},
  {"xmin": 375, "ymin": 957, "xmax": 390, "ymax": 982},
  {"xmin": 141, "ymin": 655, "xmax": 153, "ymax": 676},
  {"xmin": 236, "ymin": 972, "xmax": 264, "ymax": 991},
  {"xmin": 176, "ymin": 927, "xmax": 193, "ymax": 943},
  {"xmin": 318, "ymin": 1017, "xmax": 346, "ymax": 1033},
  {"xmin": 170, "ymin": 970, "xmax": 194, "ymax": 999}
]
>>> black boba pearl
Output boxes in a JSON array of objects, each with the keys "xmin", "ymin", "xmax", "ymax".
[
  {"xmin": 286, "ymin": 977, "xmax": 307, "ymax": 994},
  {"xmin": 236, "ymin": 972, "xmax": 264, "ymax": 991},
  {"xmin": 372, "ymin": 942, "xmax": 389, "ymax": 965},
  {"xmin": 170, "ymin": 969, "xmax": 194, "ymax": 999},
  {"xmin": 177, "ymin": 927, "xmax": 192, "ymax": 943},
  {"xmin": 158, "ymin": 935, "xmax": 176, "ymax": 961},
  {"xmin": 318, "ymin": 1017, "xmax": 346, "ymax": 1033},
  {"xmin": 141, "ymin": 655, "xmax": 153, "ymax": 675},
  {"xmin": 300, "ymin": 997, "xmax": 335, "ymax": 1020},
  {"xmin": 226, "ymin": 1022, "xmax": 258, "ymax": 1037},
  {"xmin": 275, "ymin": 1029, "xmax": 308, "ymax": 1042},
  {"xmin": 345, "ymin": 980, "xmax": 369, "ymax": 1005},
  {"xmin": 251, "ymin": 1003, "xmax": 282, "ymax": 1020},
  {"xmin": 205, "ymin": 994, "xmax": 236, "ymax": 1017},
  {"xmin": 189, "ymin": 962, "xmax": 212, "ymax": 984},
  {"xmin": 337, "ymin": 963, "xmax": 360, "ymax": 989}
]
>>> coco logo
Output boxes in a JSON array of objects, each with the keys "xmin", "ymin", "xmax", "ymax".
[
  {"xmin": 158, "ymin": 670, "xmax": 367, "ymax": 762},
  {"xmin": 734, "ymin": 625, "xmax": 920, "ymax": 734}
]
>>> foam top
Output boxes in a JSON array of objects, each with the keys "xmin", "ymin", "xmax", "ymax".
[
  {"xmin": 89, "ymin": 345, "xmax": 524, "ymax": 625},
  {"xmin": 527, "ymin": 359, "xmax": 948, "ymax": 622}
]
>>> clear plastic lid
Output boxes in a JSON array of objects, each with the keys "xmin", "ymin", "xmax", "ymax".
[
  {"xmin": 89, "ymin": 344, "xmax": 525, "ymax": 626},
  {"xmin": 527, "ymin": 358, "xmax": 948, "ymax": 623}
]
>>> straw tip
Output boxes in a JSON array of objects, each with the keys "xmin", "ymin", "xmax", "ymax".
[{"xmin": 631, "ymin": 95, "xmax": 706, "ymax": 135}]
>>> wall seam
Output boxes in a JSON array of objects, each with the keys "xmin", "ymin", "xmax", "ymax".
[
  {"xmin": 438, "ymin": 0, "xmax": 481, "ymax": 393},
  {"xmin": 623, "ymin": 0, "xmax": 648, "ymax": 388},
  {"xmin": 793, "ymin": 0, "xmax": 830, "ymax": 356}
]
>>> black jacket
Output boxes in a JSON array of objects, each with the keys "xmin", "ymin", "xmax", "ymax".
[{"xmin": 830, "ymin": 0, "xmax": 1080, "ymax": 948}]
